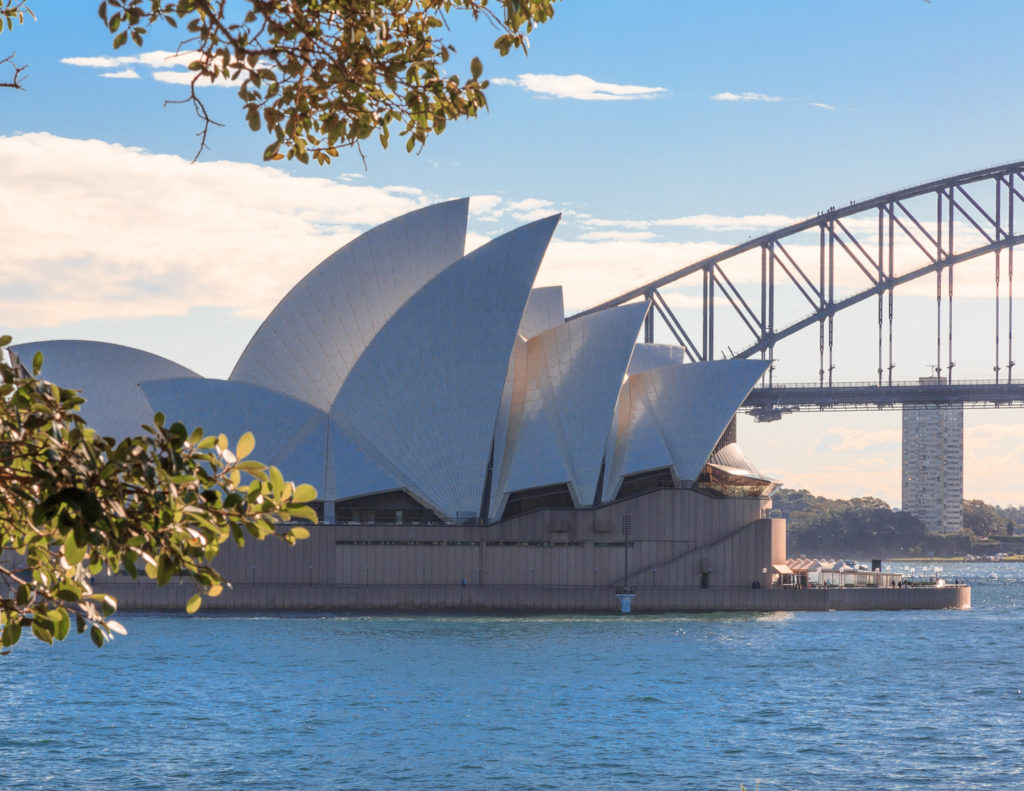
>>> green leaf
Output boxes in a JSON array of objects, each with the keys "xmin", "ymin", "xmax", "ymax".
[
  {"xmin": 289, "ymin": 505, "xmax": 319, "ymax": 524},
  {"xmin": 157, "ymin": 555, "xmax": 174, "ymax": 586},
  {"xmin": 90, "ymin": 626, "xmax": 105, "ymax": 648},
  {"xmin": 31, "ymin": 617, "xmax": 54, "ymax": 645},
  {"xmin": 53, "ymin": 609, "xmax": 71, "ymax": 641},
  {"xmin": 15, "ymin": 584, "xmax": 30, "ymax": 607},
  {"xmin": 292, "ymin": 483, "xmax": 317, "ymax": 503},
  {"xmin": 186, "ymin": 593, "xmax": 202, "ymax": 614},
  {"xmin": 1, "ymin": 621, "xmax": 21, "ymax": 648},
  {"xmin": 55, "ymin": 583, "xmax": 81, "ymax": 602},
  {"xmin": 269, "ymin": 466, "xmax": 285, "ymax": 498},
  {"xmin": 235, "ymin": 431, "xmax": 255, "ymax": 461},
  {"xmin": 470, "ymin": 56, "xmax": 483, "ymax": 80},
  {"xmin": 289, "ymin": 527, "xmax": 310, "ymax": 540},
  {"xmin": 64, "ymin": 528, "xmax": 86, "ymax": 565}
]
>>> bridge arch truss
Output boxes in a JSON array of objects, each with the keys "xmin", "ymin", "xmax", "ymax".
[{"xmin": 577, "ymin": 162, "xmax": 1024, "ymax": 387}]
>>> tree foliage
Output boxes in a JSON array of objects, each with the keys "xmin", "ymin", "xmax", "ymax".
[
  {"xmin": 2, "ymin": 0, "xmax": 557, "ymax": 162},
  {"xmin": 962, "ymin": 498, "xmax": 1003, "ymax": 538},
  {"xmin": 0, "ymin": 337, "xmax": 318, "ymax": 650},
  {"xmin": 773, "ymin": 488, "xmax": 929, "ymax": 557},
  {"xmin": 773, "ymin": 488, "xmax": 1024, "ymax": 558}
]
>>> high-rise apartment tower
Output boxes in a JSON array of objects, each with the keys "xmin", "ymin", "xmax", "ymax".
[{"xmin": 901, "ymin": 377, "xmax": 963, "ymax": 534}]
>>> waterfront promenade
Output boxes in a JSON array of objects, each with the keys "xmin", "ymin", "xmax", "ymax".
[{"xmin": 99, "ymin": 578, "xmax": 969, "ymax": 613}]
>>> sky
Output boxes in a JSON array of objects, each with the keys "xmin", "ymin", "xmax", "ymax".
[{"xmin": 4, "ymin": 0, "xmax": 1024, "ymax": 506}]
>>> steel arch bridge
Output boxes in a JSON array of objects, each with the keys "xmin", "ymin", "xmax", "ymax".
[{"xmin": 576, "ymin": 161, "xmax": 1024, "ymax": 395}]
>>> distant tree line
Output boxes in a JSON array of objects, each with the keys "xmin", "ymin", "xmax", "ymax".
[{"xmin": 770, "ymin": 489, "xmax": 1024, "ymax": 558}]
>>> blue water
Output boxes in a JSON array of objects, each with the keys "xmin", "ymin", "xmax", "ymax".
[{"xmin": 2, "ymin": 562, "xmax": 1023, "ymax": 791}]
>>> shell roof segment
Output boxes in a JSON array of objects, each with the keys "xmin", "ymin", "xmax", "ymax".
[
  {"xmin": 603, "ymin": 355, "xmax": 769, "ymax": 500},
  {"xmin": 634, "ymin": 358, "xmax": 770, "ymax": 483},
  {"xmin": 9, "ymin": 340, "xmax": 198, "ymax": 439},
  {"xmin": 602, "ymin": 378, "xmax": 675, "ymax": 501},
  {"xmin": 517, "ymin": 286, "xmax": 565, "ymax": 339},
  {"xmin": 230, "ymin": 198, "xmax": 469, "ymax": 411},
  {"xmin": 488, "ymin": 334, "xmax": 531, "ymax": 519},
  {"xmin": 509, "ymin": 302, "xmax": 648, "ymax": 507},
  {"xmin": 329, "ymin": 214, "xmax": 560, "ymax": 520},
  {"xmin": 627, "ymin": 342, "xmax": 689, "ymax": 374},
  {"xmin": 140, "ymin": 377, "xmax": 331, "ymax": 494},
  {"xmin": 140, "ymin": 377, "xmax": 402, "ymax": 502}
]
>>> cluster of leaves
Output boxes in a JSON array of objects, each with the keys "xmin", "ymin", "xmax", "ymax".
[
  {"xmin": 0, "ymin": 336, "xmax": 317, "ymax": 650},
  {"xmin": 93, "ymin": 0, "xmax": 556, "ymax": 162}
]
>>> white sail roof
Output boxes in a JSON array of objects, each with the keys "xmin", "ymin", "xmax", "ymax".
[
  {"xmin": 231, "ymin": 199, "xmax": 469, "ymax": 410},
  {"xmin": 634, "ymin": 359, "xmax": 770, "ymax": 482},
  {"xmin": 517, "ymin": 286, "xmax": 565, "ymax": 339},
  {"xmin": 140, "ymin": 377, "xmax": 332, "ymax": 494},
  {"xmin": 529, "ymin": 302, "xmax": 648, "ymax": 506},
  {"xmin": 329, "ymin": 215, "xmax": 560, "ymax": 520},
  {"xmin": 627, "ymin": 342, "xmax": 689, "ymax": 374},
  {"xmin": 9, "ymin": 340, "xmax": 198, "ymax": 439}
]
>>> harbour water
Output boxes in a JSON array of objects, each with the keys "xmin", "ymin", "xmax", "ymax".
[{"xmin": 2, "ymin": 561, "xmax": 1022, "ymax": 790}]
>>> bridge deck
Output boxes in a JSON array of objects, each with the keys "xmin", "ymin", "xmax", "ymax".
[{"xmin": 742, "ymin": 380, "xmax": 1024, "ymax": 420}]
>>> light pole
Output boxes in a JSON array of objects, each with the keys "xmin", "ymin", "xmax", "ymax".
[{"xmin": 621, "ymin": 514, "xmax": 632, "ymax": 592}]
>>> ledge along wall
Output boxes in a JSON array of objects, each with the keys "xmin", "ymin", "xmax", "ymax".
[{"xmin": 91, "ymin": 488, "xmax": 971, "ymax": 612}]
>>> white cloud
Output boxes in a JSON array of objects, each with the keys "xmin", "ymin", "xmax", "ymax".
[
  {"xmin": 772, "ymin": 461, "xmax": 901, "ymax": 505},
  {"xmin": 135, "ymin": 50, "xmax": 200, "ymax": 69},
  {"xmin": 62, "ymin": 55, "xmax": 131, "ymax": 68},
  {"xmin": 62, "ymin": 49, "xmax": 239, "ymax": 88},
  {"xmin": 0, "ymin": 133, "xmax": 431, "ymax": 327},
  {"xmin": 63, "ymin": 50, "xmax": 199, "ymax": 70},
  {"xmin": 578, "ymin": 230, "xmax": 658, "ymax": 242},
  {"xmin": 710, "ymin": 92, "xmax": 837, "ymax": 111},
  {"xmin": 535, "ymin": 238, "xmax": 729, "ymax": 312},
  {"xmin": 582, "ymin": 212, "xmax": 804, "ymax": 233},
  {"xmin": 815, "ymin": 427, "xmax": 900, "ymax": 453},
  {"xmin": 493, "ymin": 73, "xmax": 666, "ymax": 101},
  {"xmin": 101, "ymin": 69, "xmax": 140, "ymax": 80},
  {"xmin": 506, "ymin": 197, "xmax": 559, "ymax": 222},
  {"xmin": 469, "ymin": 194, "xmax": 504, "ymax": 221},
  {"xmin": 0, "ymin": 141, "xmax": 731, "ymax": 332},
  {"xmin": 710, "ymin": 92, "xmax": 782, "ymax": 103},
  {"xmin": 152, "ymin": 70, "xmax": 225, "ymax": 86}
]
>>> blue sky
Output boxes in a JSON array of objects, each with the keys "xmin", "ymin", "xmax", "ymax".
[{"xmin": 4, "ymin": 0, "xmax": 1024, "ymax": 505}]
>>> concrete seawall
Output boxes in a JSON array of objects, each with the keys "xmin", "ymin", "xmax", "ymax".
[{"xmin": 99, "ymin": 580, "xmax": 970, "ymax": 613}]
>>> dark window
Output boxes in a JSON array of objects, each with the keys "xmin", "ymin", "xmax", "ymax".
[
  {"xmin": 615, "ymin": 468, "xmax": 675, "ymax": 500},
  {"xmin": 501, "ymin": 483, "xmax": 574, "ymax": 519}
]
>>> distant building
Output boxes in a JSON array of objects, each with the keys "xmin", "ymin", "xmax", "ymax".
[{"xmin": 901, "ymin": 379, "xmax": 963, "ymax": 534}]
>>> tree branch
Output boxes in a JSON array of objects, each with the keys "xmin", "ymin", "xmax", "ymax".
[{"xmin": 0, "ymin": 51, "xmax": 26, "ymax": 89}]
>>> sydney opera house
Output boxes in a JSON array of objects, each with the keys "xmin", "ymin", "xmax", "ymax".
[{"xmin": 9, "ymin": 200, "xmax": 968, "ymax": 611}]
